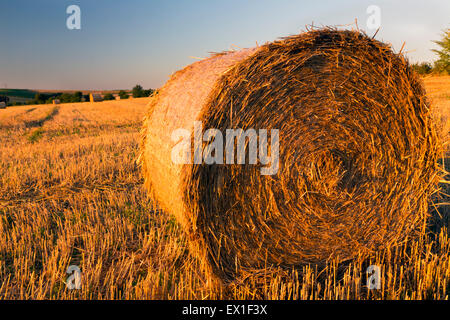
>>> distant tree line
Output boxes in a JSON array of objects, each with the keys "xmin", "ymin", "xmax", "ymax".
[
  {"xmin": 411, "ymin": 61, "xmax": 449, "ymax": 75},
  {"xmin": 5, "ymin": 84, "xmax": 154, "ymax": 106},
  {"xmin": 7, "ymin": 91, "xmax": 87, "ymax": 106},
  {"xmin": 35, "ymin": 91, "xmax": 84, "ymax": 104}
]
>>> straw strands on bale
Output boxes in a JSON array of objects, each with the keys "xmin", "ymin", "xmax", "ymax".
[{"xmin": 139, "ymin": 28, "xmax": 441, "ymax": 284}]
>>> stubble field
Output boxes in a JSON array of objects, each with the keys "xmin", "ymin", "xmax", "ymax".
[{"xmin": 0, "ymin": 77, "xmax": 449, "ymax": 299}]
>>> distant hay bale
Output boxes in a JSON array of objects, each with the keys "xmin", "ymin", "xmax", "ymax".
[
  {"xmin": 0, "ymin": 102, "xmax": 6, "ymax": 109},
  {"xmin": 139, "ymin": 28, "xmax": 441, "ymax": 283},
  {"xmin": 89, "ymin": 93, "xmax": 103, "ymax": 103}
]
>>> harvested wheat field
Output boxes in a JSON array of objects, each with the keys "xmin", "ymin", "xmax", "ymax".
[{"xmin": 0, "ymin": 58, "xmax": 449, "ymax": 300}]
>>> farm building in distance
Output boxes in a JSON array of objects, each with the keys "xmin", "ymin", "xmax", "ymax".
[{"xmin": 89, "ymin": 93, "xmax": 103, "ymax": 102}]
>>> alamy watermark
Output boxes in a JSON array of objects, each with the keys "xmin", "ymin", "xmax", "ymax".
[
  {"xmin": 366, "ymin": 5, "xmax": 381, "ymax": 30},
  {"xmin": 66, "ymin": 265, "xmax": 82, "ymax": 290},
  {"xmin": 171, "ymin": 121, "xmax": 279, "ymax": 176},
  {"xmin": 66, "ymin": 5, "xmax": 81, "ymax": 30},
  {"xmin": 366, "ymin": 265, "xmax": 381, "ymax": 290}
]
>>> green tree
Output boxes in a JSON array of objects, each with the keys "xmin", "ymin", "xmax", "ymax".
[
  {"xmin": 433, "ymin": 29, "xmax": 450, "ymax": 74},
  {"xmin": 60, "ymin": 93, "xmax": 72, "ymax": 103},
  {"xmin": 132, "ymin": 84, "xmax": 145, "ymax": 98},
  {"xmin": 118, "ymin": 90, "xmax": 129, "ymax": 99},
  {"xmin": 34, "ymin": 93, "xmax": 46, "ymax": 104},
  {"xmin": 72, "ymin": 91, "xmax": 83, "ymax": 102},
  {"xmin": 103, "ymin": 93, "xmax": 115, "ymax": 100}
]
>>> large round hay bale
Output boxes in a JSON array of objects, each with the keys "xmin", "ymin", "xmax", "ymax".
[{"xmin": 140, "ymin": 29, "xmax": 441, "ymax": 283}]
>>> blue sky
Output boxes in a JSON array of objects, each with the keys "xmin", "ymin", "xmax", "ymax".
[{"xmin": 0, "ymin": 0, "xmax": 449, "ymax": 90}]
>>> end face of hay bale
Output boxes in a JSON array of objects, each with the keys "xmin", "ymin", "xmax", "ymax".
[
  {"xmin": 141, "ymin": 28, "xmax": 441, "ymax": 283},
  {"xmin": 139, "ymin": 48, "xmax": 258, "ymax": 233}
]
